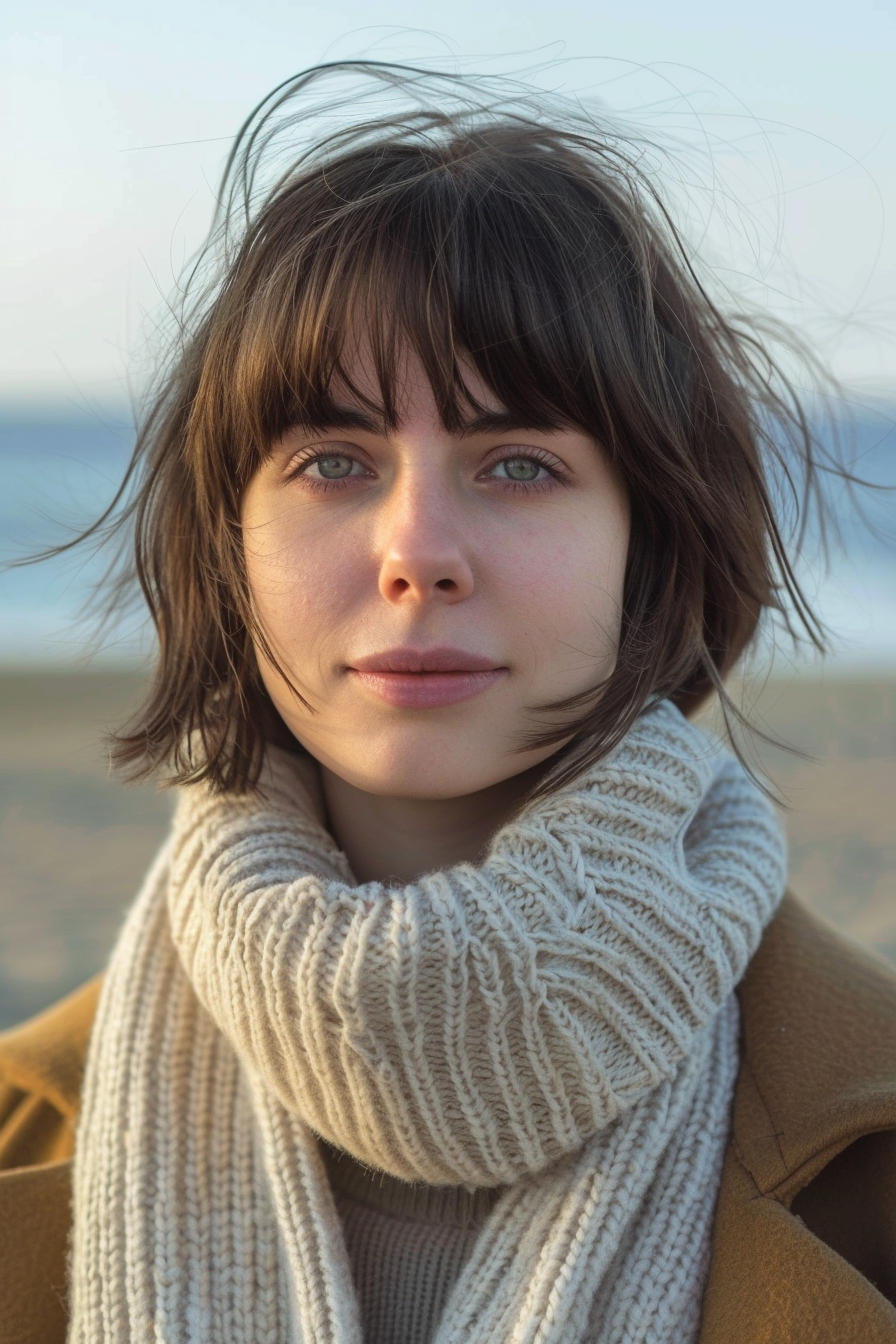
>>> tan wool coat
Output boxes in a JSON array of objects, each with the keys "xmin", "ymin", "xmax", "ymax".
[{"xmin": 1, "ymin": 894, "xmax": 896, "ymax": 1343}]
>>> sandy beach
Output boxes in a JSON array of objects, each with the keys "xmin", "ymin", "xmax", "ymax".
[{"xmin": 0, "ymin": 668, "xmax": 893, "ymax": 1029}]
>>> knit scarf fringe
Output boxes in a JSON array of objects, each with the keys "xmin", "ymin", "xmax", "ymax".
[{"xmin": 67, "ymin": 701, "xmax": 786, "ymax": 1343}]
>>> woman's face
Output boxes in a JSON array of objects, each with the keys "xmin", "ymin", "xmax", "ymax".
[{"xmin": 241, "ymin": 352, "xmax": 630, "ymax": 800}]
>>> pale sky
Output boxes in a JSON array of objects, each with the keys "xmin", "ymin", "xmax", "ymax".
[{"xmin": 2, "ymin": 0, "xmax": 895, "ymax": 405}]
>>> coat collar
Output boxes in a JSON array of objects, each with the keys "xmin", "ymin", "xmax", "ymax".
[{"xmin": 734, "ymin": 893, "xmax": 896, "ymax": 1203}]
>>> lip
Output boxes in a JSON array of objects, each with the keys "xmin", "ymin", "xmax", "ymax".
[
  {"xmin": 347, "ymin": 647, "xmax": 507, "ymax": 708},
  {"xmin": 350, "ymin": 647, "xmax": 502, "ymax": 674}
]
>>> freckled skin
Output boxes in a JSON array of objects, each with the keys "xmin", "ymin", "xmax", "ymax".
[{"xmin": 240, "ymin": 351, "xmax": 630, "ymax": 880}]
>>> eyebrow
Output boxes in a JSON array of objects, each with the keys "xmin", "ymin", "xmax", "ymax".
[
  {"xmin": 297, "ymin": 405, "xmax": 564, "ymax": 438},
  {"xmin": 455, "ymin": 410, "xmax": 565, "ymax": 438}
]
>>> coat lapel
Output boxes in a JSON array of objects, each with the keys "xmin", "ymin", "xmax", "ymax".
[{"xmin": 699, "ymin": 896, "xmax": 896, "ymax": 1342}]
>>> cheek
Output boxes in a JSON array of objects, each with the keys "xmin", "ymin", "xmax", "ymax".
[
  {"xmin": 242, "ymin": 505, "xmax": 365, "ymax": 664},
  {"xmin": 245, "ymin": 508, "xmax": 357, "ymax": 623},
  {"xmin": 495, "ymin": 508, "xmax": 629, "ymax": 666}
]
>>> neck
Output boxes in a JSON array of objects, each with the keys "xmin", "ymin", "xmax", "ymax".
[{"xmin": 320, "ymin": 764, "xmax": 548, "ymax": 884}]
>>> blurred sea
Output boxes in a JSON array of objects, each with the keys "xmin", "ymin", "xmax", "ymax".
[{"xmin": 1, "ymin": 401, "xmax": 895, "ymax": 670}]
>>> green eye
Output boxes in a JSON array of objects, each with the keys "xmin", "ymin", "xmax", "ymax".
[
  {"xmin": 314, "ymin": 454, "xmax": 354, "ymax": 479},
  {"xmin": 501, "ymin": 457, "xmax": 541, "ymax": 481}
]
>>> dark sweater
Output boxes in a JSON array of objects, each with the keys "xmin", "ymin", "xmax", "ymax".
[{"xmin": 320, "ymin": 1138, "xmax": 503, "ymax": 1343}]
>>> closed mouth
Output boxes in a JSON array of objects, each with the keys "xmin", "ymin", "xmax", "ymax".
[
  {"xmin": 348, "ymin": 647, "xmax": 504, "ymax": 675},
  {"xmin": 345, "ymin": 650, "xmax": 507, "ymax": 708}
]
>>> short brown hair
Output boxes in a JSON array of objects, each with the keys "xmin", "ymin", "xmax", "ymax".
[{"xmin": 90, "ymin": 63, "xmax": 837, "ymax": 794}]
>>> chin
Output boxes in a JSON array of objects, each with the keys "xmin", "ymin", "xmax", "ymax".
[
  {"xmin": 290, "ymin": 724, "xmax": 511, "ymax": 800},
  {"xmin": 334, "ymin": 752, "xmax": 500, "ymax": 801}
]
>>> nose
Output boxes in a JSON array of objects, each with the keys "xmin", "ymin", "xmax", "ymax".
[{"xmin": 376, "ymin": 478, "xmax": 474, "ymax": 606}]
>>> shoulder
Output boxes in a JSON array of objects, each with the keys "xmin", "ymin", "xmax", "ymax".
[
  {"xmin": 0, "ymin": 978, "xmax": 101, "ymax": 1344},
  {"xmin": 701, "ymin": 893, "xmax": 896, "ymax": 1343},
  {"xmin": 0, "ymin": 974, "xmax": 101, "ymax": 1168}
]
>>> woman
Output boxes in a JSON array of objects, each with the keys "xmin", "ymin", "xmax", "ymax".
[{"xmin": 1, "ymin": 63, "xmax": 895, "ymax": 1343}]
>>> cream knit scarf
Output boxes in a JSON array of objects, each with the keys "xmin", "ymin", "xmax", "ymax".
[{"xmin": 68, "ymin": 701, "xmax": 786, "ymax": 1344}]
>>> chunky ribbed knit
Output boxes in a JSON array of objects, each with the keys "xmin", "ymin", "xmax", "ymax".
[{"xmin": 67, "ymin": 700, "xmax": 787, "ymax": 1343}]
